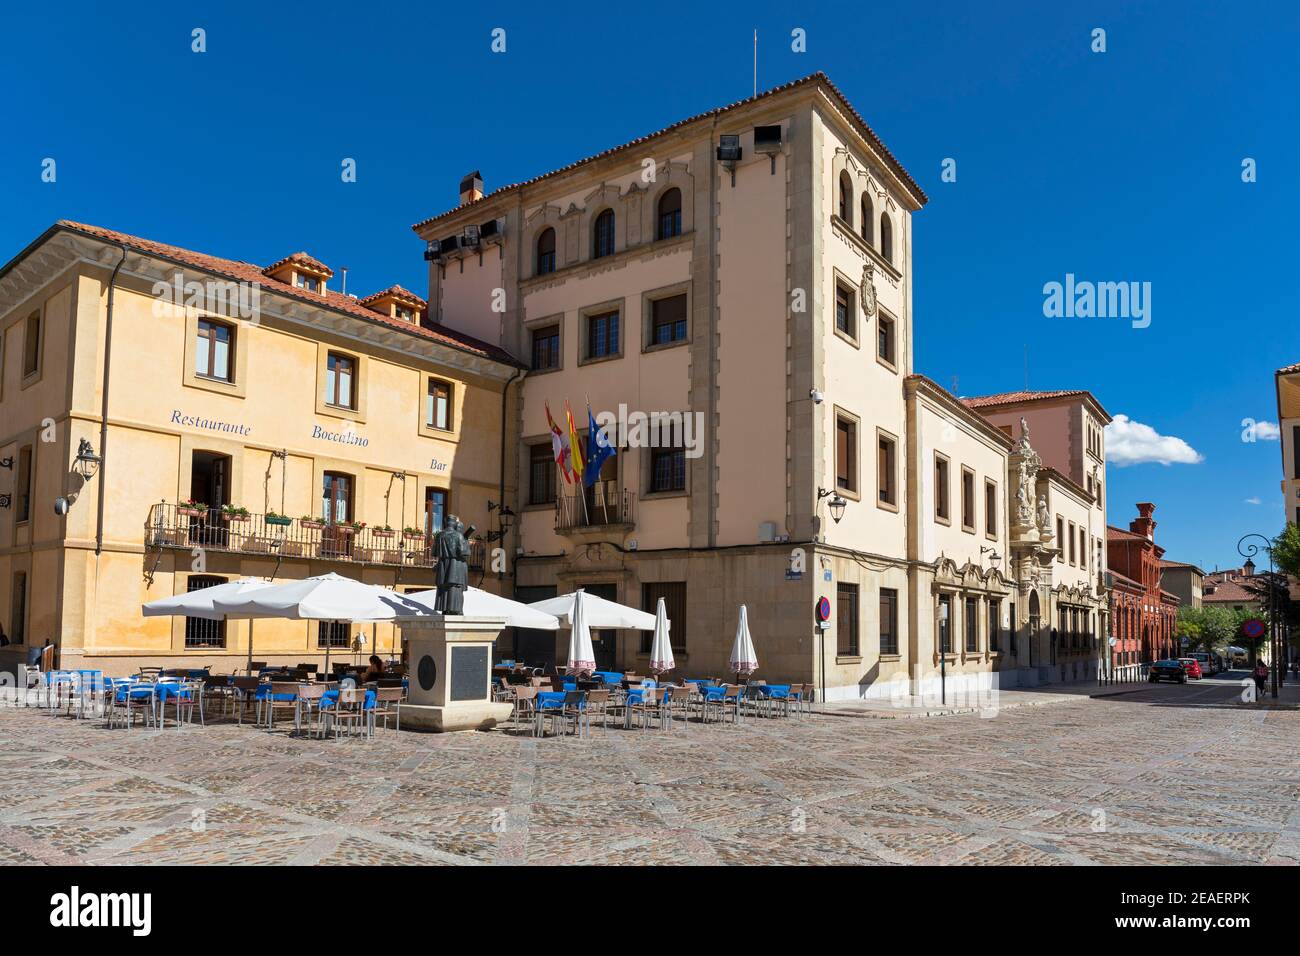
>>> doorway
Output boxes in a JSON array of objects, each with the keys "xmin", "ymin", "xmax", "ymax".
[
  {"xmin": 189, "ymin": 451, "xmax": 231, "ymax": 546},
  {"xmin": 322, "ymin": 472, "xmax": 354, "ymax": 558},
  {"xmin": 513, "ymin": 584, "xmax": 557, "ymax": 669},
  {"xmin": 581, "ymin": 582, "xmax": 619, "ymax": 672},
  {"xmin": 1028, "ymin": 590, "xmax": 1041, "ymax": 667}
]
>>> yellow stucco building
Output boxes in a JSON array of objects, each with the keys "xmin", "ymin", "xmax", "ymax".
[{"xmin": 0, "ymin": 222, "xmax": 522, "ymax": 674}]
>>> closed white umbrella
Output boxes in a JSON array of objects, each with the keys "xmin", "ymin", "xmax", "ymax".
[
  {"xmin": 566, "ymin": 589, "xmax": 597, "ymax": 675},
  {"xmin": 529, "ymin": 591, "xmax": 657, "ymax": 630},
  {"xmin": 143, "ymin": 579, "xmax": 272, "ymax": 620},
  {"xmin": 648, "ymin": 597, "xmax": 674, "ymax": 676},
  {"xmin": 729, "ymin": 604, "xmax": 758, "ymax": 677},
  {"xmin": 396, "ymin": 586, "xmax": 560, "ymax": 629}
]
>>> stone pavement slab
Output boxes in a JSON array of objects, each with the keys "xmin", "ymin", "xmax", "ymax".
[{"xmin": 0, "ymin": 683, "xmax": 1296, "ymax": 866}]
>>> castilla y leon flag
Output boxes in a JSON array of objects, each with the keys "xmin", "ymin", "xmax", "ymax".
[
  {"xmin": 544, "ymin": 401, "xmax": 574, "ymax": 483},
  {"xmin": 565, "ymin": 400, "xmax": 585, "ymax": 482}
]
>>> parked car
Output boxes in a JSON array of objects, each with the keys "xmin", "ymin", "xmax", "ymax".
[
  {"xmin": 1190, "ymin": 651, "xmax": 1218, "ymax": 675},
  {"xmin": 1178, "ymin": 657, "xmax": 1204, "ymax": 679},
  {"xmin": 1148, "ymin": 659, "xmax": 1189, "ymax": 684}
]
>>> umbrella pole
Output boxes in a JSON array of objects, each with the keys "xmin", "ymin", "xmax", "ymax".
[{"xmin": 246, "ymin": 620, "xmax": 255, "ymax": 675}]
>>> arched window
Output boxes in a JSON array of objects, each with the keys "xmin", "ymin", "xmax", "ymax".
[
  {"xmin": 657, "ymin": 188, "xmax": 682, "ymax": 240},
  {"xmin": 838, "ymin": 171, "xmax": 853, "ymax": 226},
  {"xmin": 535, "ymin": 227, "xmax": 556, "ymax": 276},
  {"xmin": 593, "ymin": 209, "xmax": 616, "ymax": 259},
  {"xmin": 880, "ymin": 213, "xmax": 893, "ymax": 265},
  {"xmin": 860, "ymin": 194, "xmax": 873, "ymax": 244}
]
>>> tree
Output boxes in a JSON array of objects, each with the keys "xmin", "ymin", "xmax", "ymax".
[
  {"xmin": 1273, "ymin": 523, "xmax": 1300, "ymax": 579},
  {"xmin": 1176, "ymin": 606, "xmax": 1239, "ymax": 655}
]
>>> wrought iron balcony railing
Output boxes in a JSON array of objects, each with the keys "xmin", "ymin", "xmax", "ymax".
[
  {"xmin": 555, "ymin": 484, "xmax": 636, "ymax": 533},
  {"xmin": 145, "ymin": 502, "xmax": 484, "ymax": 571}
]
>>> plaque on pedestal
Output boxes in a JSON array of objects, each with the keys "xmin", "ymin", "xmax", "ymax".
[{"xmin": 397, "ymin": 615, "xmax": 513, "ymax": 732}]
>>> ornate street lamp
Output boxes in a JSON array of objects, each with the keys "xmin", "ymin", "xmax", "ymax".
[
  {"xmin": 1237, "ymin": 532, "xmax": 1279, "ymax": 700},
  {"xmin": 817, "ymin": 487, "xmax": 848, "ymax": 524}
]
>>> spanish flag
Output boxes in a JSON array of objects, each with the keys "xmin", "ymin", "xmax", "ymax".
[{"xmin": 565, "ymin": 400, "xmax": 585, "ymax": 481}]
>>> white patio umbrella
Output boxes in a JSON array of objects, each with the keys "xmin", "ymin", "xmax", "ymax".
[
  {"xmin": 729, "ymin": 604, "xmax": 759, "ymax": 677},
  {"xmin": 395, "ymin": 586, "xmax": 561, "ymax": 630},
  {"xmin": 143, "ymin": 578, "xmax": 273, "ymax": 620},
  {"xmin": 566, "ymin": 589, "xmax": 597, "ymax": 675},
  {"xmin": 143, "ymin": 578, "xmax": 275, "ymax": 672},
  {"xmin": 648, "ymin": 597, "xmax": 675, "ymax": 676},
  {"xmin": 528, "ymin": 591, "xmax": 657, "ymax": 630},
  {"xmin": 212, "ymin": 573, "xmax": 430, "ymax": 674}
]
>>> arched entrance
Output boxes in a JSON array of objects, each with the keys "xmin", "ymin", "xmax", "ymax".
[{"xmin": 1028, "ymin": 590, "xmax": 1041, "ymax": 667}]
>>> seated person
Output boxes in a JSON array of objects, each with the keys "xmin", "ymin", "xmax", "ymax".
[{"xmin": 360, "ymin": 654, "xmax": 386, "ymax": 682}]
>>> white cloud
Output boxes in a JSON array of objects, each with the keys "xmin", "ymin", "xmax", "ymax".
[
  {"xmin": 1245, "ymin": 496, "xmax": 1262, "ymax": 505},
  {"xmin": 1105, "ymin": 414, "xmax": 1204, "ymax": 467},
  {"xmin": 1256, "ymin": 420, "xmax": 1281, "ymax": 440}
]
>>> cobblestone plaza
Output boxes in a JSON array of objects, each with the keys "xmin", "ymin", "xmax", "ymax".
[{"xmin": 1, "ymin": 681, "xmax": 1295, "ymax": 866}]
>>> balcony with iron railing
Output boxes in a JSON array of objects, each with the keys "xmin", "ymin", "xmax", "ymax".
[
  {"xmin": 145, "ymin": 501, "xmax": 484, "ymax": 571},
  {"xmin": 554, "ymin": 482, "xmax": 635, "ymax": 534}
]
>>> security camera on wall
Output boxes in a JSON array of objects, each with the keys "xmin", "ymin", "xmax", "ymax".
[{"xmin": 810, "ymin": 388, "xmax": 824, "ymax": 404}]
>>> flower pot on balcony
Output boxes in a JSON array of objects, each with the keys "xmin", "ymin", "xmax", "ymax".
[
  {"xmin": 372, "ymin": 529, "xmax": 395, "ymax": 539},
  {"xmin": 177, "ymin": 506, "xmax": 202, "ymax": 518},
  {"xmin": 265, "ymin": 515, "xmax": 292, "ymax": 527}
]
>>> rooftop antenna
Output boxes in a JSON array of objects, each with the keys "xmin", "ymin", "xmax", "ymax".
[
  {"xmin": 951, "ymin": 375, "xmax": 959, "ymax": 395},
  {"xmin": 753, "ymin": 29, "xmax": 757, "ymax": 97},
  {"xmin": 340, "ymin": 266, "xmax": 349, "ymax": 297},
  {"xmin": 1023, "ymin": 344, "xmax": 1029, "ymax": 390}
]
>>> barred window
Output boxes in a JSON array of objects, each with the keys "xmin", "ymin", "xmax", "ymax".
[{"xmin": 184, "ymin": 575, "xmax": 228, "ymax": 648}]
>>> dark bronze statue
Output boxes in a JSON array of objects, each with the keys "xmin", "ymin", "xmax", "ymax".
[{"xmin": 433, "ymin": 516, "xmax": 476, "ymax": 614}]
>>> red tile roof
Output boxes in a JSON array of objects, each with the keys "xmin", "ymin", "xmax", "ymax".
[
  {"xmin": 1202, "ymin": 578, "xmax": 1260, "ymax": 604},
  {"xmin": 1277, "ymin": 362, "xmax": 1300, "ymax": 375},
  {"xmin": 412, "ymin": 71, "xmax": 927, "ymax": 232},
  {"xmin": 360, "ymin": 284, "xmax": 427, "ymax": 309},
  {"xmin": 263, "ymin": 251, "xmax": 333, "ymax": 278},
  {"xmin": 1106, "ymin": 525, "xmax": 1146, "ymax": 542},
  {"xmin": 1159, "ymin": 559, "xmax": 1204, "ymax": 574},
  {"xmin": 52, "ymin": 222, "xmax": 521, "ymax": 367},
  {"xmin": 961, "ymin": 389, "xmax": 1091, "ymax": 409}
]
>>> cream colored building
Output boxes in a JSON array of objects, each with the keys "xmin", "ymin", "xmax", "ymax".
[
  {"xmin": 0, "ymin": 222, "xmax": 521, "ymax": 674},
  {"xmin": 960, "ymin": 390, "xmax": 1112, "ymax": 684},
  {"xmin": 414, "ymin": 73, "xmax": 1102, "ymax": 699},
  {"xmin": 2, "ymin": 73, "xmax": 1112, "ymax": 698}
]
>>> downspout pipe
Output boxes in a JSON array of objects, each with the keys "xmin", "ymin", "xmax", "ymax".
[
  {"xmin": 499, "ymin": 367, "xmax": 525, "ymax": 581},
  {"xmin": 96, "ymin": 244, "xmax": 128, "ymax": 556}
]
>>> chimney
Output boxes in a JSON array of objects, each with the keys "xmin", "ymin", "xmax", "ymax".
[
  {"xmin": 459, "ymin": 170, "xmax": 484, "ymax": 206},
  {"xmin": 1129, "ymin": 502, "xmax": 1156, "ymax": 540}
]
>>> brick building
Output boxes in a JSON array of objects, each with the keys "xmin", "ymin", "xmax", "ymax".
[{"xmin": 1107, "ymin": 503, "xmax": 1179, "ymax": 665}]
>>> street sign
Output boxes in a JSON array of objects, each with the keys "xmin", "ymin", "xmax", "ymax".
[
  {"xmin": 815, "ymin": 596, "xmax": 831, "ymax": 623},
  {"xmin": 1242, "ymin": 618, "xmax": 1266, "ymax": 639}
]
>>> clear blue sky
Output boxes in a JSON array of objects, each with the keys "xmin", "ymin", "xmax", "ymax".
[{"xmin": 3, "ymin": 1, "xmax": 1296, "ymax": 572}]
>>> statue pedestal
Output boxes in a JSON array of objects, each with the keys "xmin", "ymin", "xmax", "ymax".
[{"xmin": 397, "ymin": 616, "xmax": 512, "ymax": 732}]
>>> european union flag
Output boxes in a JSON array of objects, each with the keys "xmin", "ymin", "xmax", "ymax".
[{"xmin": 584, "ymin": 404, "xmax": 615, "ymax": 486}]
